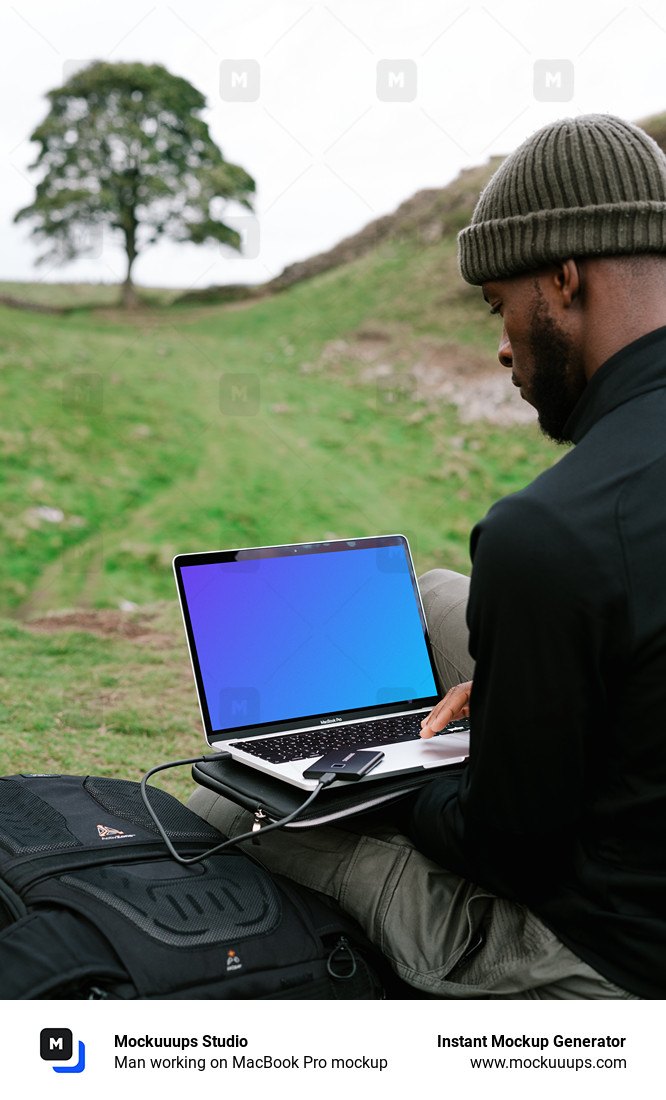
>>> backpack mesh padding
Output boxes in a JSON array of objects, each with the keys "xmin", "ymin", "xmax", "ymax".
[
  {"xmin": 60, "ymin": 856, "xmax": 281, "ymax": 947},
  {"xmin": 0, "ymin": 780, "xmax": 80, "ymax": 855},
  {"xmin": 82, "ymin": 777, "xmax": 220, "ymax": 840}
]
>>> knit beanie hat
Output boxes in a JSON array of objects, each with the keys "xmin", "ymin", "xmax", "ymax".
[{"xmin": 457, "ymin": 114, "xmax": 666, "ymax": 285}]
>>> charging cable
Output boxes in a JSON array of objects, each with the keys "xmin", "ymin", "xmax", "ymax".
[{"xmin": 140, "ymin": 754, "xmax": 338, "ymax": 865}]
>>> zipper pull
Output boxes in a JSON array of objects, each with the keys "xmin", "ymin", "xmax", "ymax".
[
  {"xmin": 251, "ymin": 808, "xmax": 268, "ymax": 843},
  {"xmin": 326, "ymin": 936, "xmax": 358, "ymax": 980}
]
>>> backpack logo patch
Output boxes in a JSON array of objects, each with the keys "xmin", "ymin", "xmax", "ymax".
[
  {"xmin": 96, "ymin": 824, "xmax": 135, "ymax": 839},
  {"xmin": 226, "ymin": 949, "xmax": 242, "ymax": 972}
]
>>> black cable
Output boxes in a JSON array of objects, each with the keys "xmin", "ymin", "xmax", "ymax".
[{"xmin": 140, "ymin": 753, "xmax": 337, "ymax": 866}]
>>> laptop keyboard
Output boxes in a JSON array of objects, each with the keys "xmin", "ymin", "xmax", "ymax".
[{"xmin": 229, "ymin": 715, "xmax": 470, "ymax": 765}]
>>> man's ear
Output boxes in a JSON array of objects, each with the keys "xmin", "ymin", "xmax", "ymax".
[{"xmin": 553, "ymin": 259, "xmax": 581, "ymax": 308}]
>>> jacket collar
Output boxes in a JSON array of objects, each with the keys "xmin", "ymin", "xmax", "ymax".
[{"xmin": 565, "ymin": 324, "xmax": 666, "ymax": 444}]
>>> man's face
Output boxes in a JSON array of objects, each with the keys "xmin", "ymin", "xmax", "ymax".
[{"xmin": 482, "ymin": 271, "xmax": 587, "ymax": 444}]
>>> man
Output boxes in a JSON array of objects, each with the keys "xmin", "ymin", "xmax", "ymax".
[{"xmin": 189, "ymin": 114, "xmax": 666, "ymax": 998}]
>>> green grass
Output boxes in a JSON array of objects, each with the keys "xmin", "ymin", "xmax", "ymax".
[
  {"xmin": 0, "ymin": 235, "xmax": 562, "ymax": 793},
  {"xmin": 0, "ymin": 606, "xmax": 205, "ymax": 802}
]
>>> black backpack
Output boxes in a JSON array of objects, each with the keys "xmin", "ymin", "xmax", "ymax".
[{"xmin": 0, "ymin": 773, "xmax": 387, "ymax": 999}]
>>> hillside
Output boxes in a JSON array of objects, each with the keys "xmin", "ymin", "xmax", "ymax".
[
  {"xmin": 0, "ymin": 224, "xmax": 550, "ymax": 615},
  {"xmin": 265, "ymin": 159, "xmax": 501, "ymax": 293}
]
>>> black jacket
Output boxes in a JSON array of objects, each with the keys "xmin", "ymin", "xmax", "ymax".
[{"xmin": 410, "ymin": 325, "xmax": 666, "ymax": 998}]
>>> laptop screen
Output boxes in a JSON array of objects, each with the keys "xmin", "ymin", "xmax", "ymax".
[{"xmin": 175, "ymin": 537, "xmax": 439, "ymax": 738}]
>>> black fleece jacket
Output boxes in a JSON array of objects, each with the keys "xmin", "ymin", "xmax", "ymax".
[{"xmin": 410, "ymin": 325, "xmax": 666, "ymax": 998}]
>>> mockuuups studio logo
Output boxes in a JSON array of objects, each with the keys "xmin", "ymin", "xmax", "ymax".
[
  {"xmin": 221, "ymin": 214, "xmax": 261, "ymax": 259},
  {"xmin": 40, "ymin": 1028, "xmax": 86, "ymax": 1074},
  {"xmin": 219, "ymin": 687, "xmax": 261, "ymax": 726},
  {"xmin": 220, "ymin": 60, "xmax": 260, "ymax": 102},
  {"xmin": 62, "ymin": 372, "xmax": 103, "ymax": 415},
  {"xmin": 219, "ymin": 373, "xmax": 260, "ymax": 415},
  {"xmin": 69, "ymin": 221, "xmax": 103, "ymax": 259},
  {"xmin": 533, "ymin": 60, "xmax": 574, "ymax": 101},
  {"xmin": 376, "ymin": 60, "xmax": 417, "ymax": 102}
]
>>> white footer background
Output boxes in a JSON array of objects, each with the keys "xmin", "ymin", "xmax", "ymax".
[{"xmin": 3, "ymin": 998, "xmax": 660, "ymax": 1099}]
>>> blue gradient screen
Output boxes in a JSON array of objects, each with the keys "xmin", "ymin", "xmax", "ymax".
[{"xmin": 180, "ymin": 545, "xmax": 438, "ymax": 731}]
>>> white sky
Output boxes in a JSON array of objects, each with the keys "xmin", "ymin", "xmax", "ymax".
[{"xmin": 2, "ymin": 0, "xmax": 666, "ymax": 290}]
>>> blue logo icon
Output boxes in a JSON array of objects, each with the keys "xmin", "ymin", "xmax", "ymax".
[{"xmin": 40, "ymin": 1029, "xmax": 86, "ymax": 1073}]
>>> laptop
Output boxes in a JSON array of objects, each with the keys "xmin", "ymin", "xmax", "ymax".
[{"xmin": 173, "ymin": 535, "xmax": 470, "ymax": 791}]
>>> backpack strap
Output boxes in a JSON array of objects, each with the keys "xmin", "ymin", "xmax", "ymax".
[
  {"xmin": 0, "ymin": 875, "xmax": 27, "ymax": 922},
  {"xmin": 0, "ymin": 908, "xmax": 129, "ymax": 998}
]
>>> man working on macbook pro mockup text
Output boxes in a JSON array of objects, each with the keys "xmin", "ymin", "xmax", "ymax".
[{"xmin": 189, "ymin": 114, "xmax": 666, "ymax": 999}]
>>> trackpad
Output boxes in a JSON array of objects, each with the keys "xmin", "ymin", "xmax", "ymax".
[{"xmin": 374, "ymin": 730, "xmax": 469, "ymax": 772}]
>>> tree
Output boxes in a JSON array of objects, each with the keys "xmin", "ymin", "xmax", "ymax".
[{"xmin": 14, "ymin": 61, "xmax": 256, "ymax": 307}]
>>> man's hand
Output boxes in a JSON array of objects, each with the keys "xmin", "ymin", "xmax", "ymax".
[{"xmin": 420, "ymin": 681, "xmax": 472, "ymax": 738}]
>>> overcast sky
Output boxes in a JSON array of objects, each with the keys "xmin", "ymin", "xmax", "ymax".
[{"xmin": 2, "ymin": 0, "xmax": 666, "ymax": 290}]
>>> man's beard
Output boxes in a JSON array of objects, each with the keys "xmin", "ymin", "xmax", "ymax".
[{"xmin": 527, "ymin": 293, "xmax": 587, "ymax": 445}]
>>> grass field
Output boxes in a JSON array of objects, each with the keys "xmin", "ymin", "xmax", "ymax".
[{"xmin": 0, "ymin": 235, "xmax": 561, "ymax": 802}]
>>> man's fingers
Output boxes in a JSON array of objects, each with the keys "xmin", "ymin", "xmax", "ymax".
[
  {"xmin": 420, "ymin": 701, "xmax": 455, "ymax": 736},
  {"xmin": 420, "ymin": 681, "xmax": 472, "ymax": 738}
]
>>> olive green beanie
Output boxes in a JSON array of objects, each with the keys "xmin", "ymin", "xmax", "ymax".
[{"xmin": 457, "ymin": 114, "xmax": 666, "ymax": 286}]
